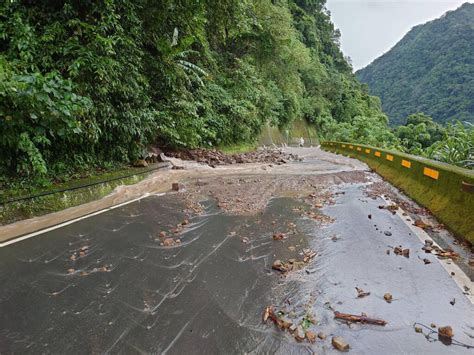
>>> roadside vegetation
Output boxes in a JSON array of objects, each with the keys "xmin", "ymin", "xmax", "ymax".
[{"xmin": 0, "ymin": 0, "xmax": 472, "ymax": 197}]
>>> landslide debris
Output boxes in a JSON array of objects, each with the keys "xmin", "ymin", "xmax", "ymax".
[{"xmin": 166, "ymin": 148, "xmax": 299, "ymax": 167}]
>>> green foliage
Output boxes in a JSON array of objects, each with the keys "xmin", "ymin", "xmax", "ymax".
[
  {"xmin": 395, "ymin": 113, "xmax": 446, "ymax": 155},
  {"xmin": 427, "ymin": 122, "xmax": 474, "ymax": 168},
  {"xmin": 1, "ymin": 0, "xmax": 391, "ymax": 186},
  {"xmin": 357, "ymin": 3, "xmax": 474, "ymax": 126}
]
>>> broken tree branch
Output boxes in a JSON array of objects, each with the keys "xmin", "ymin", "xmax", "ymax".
[{"xmin": 334, "ymin": 311, "xmax": 387, "ymax": 326}]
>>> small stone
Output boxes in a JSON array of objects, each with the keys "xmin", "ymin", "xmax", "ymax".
[
  {"xmin": 402, "ymin": 248, "xmax": 410, "ymax": 258},
  {"xmin": 295, "ymin": 326, "xmax": 305, "ymax": 342},
  {"xmin": 368, "ymin": 214, "xmax": 372, "ymax": 219},
  {"xmin": 306, "ymin": 330, "xmax": 317, "ymax": 343},
  {"xmin": 273, "ymin": 233, "xmax": 285, "ymax": 240},
  {"xmin": 425, "ymin": 240, "xmax": 434, "ymax": 246},
  {"xmin": 431, "ymin": 323, "xmax": 437, "ymax": 328},
  {"xmin": 317, "ymin": 332, "xmax": 327, "ymax": 340},
  {"xmin": 159, "ymin": 231, "xmax": 167, "ymax": 238},
  {"xmin": 384, "ymin": 231, "xmax": 392, "ymax": 236},
  {"xmin": 423, "ymin": 258, "xmax": 431, "ymax": 264},
  {"xmin": 451, "ymin": 272, "xmax": 455, "ymax": 276},
  {"xmin": 332, "ymin": 336, "xmax": 350, "ymax": 351},
  {"xmin": 384, "ymin": 293, "xmax": 393, "ymax": 303},
  {"xmin": 242, "ymin": 237, "xmax": 250, "ymax": 244},
  {"xmin": 386, "ymin": 249, "xmax": 390, "ymax": 255},
  {"xmin": 450, "ymin": 298, "xmax": 455, "ymax": 306},
  {"xmin": 415, "ymin": 326, "xmax": 423, "ymax": 333},
  {"xmin": 163, "ymin": 238, "xmax": 175, "ymax": 247},
  {"xmin": 67, "ymin": 268, "xmax": 75, "ymax": 274},
  {"xmin": 171, "ymin": 182, "xmax": 180, "ymax": 191},
  {"xmin": 272, "ymin": 260, "xmax": 287, "ymax": 272},
  {"xmin": 181, "ymin": 219, "xmax": 189, "ymax": 226},
  {"xmin": 423, "ymin": 246, "xmax": 433, "ymax": 253},
  {"xmin": 438, "ymin": 326, "xmax": 453, "ymax": 338},
  {"xmin": 278, "ymin": 316, "xmax": 293, "ymax": 329}
]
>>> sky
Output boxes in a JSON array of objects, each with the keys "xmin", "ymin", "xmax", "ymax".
[{"xmin": 326, "ymin": 0, "xmax": 473, "ymax": 70}]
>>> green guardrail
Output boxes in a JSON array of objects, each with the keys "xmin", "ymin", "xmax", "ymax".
[{"xmin": 321, "ymin": 141, "xmax": 474, "ymax": 243}]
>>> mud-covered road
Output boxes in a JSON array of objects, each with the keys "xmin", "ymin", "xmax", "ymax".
[{"xmin": 1, "ymin": 148, "xmax": 473, "ymax": 354}]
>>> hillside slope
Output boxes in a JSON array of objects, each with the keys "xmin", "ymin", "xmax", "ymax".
[
  {"xmin": 356, "ymin": 3, "xmax": 474, "ymax": 126},
  {"xmin": 1, "ymin": 0, "xmax": 386, "ymax": 183}
]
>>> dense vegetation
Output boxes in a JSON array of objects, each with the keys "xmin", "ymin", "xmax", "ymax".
[
  {"xmin": 1, "ymin": 1, "xmax": 472, "ymax": 194},
  {"xmin": 1, "ymin": 0, "xmax": 389, "ymax": 188},
  {"xmin": 356, "ymin": 3, "xmax": 474, "ymax": 126}
]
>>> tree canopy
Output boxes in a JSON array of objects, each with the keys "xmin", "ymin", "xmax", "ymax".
[{"xmin": 0, "ymin": 0, "xmax": 385, "ymax": 183}]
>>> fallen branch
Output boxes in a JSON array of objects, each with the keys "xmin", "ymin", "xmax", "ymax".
[{"xmin": 334, "ymin": 311, "xmax": 387, "ymax": 326}]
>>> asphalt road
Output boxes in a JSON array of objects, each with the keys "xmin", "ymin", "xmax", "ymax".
[{"xmin": 1, "ymin": 149, "xmax": 473, "ymax": 354}]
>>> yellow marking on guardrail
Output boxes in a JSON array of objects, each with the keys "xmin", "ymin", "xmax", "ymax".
[
  {"xmin": 365, "ymin": 149, "xmax": 371, "ymax": 154},
  {"xmin": 356, "ymin": 147, "xmax": 362, "ymax": 151},
  {"xmin": 424, "ymin": 167, "xmax": 439, "ymax": 180},
  {"xmin": 349, "ymin": 145, "xmax": 354, "ymax": 149},
  {"xmin": 386, "ymin": 154, "xmax": 394, "ymax": 161},
  {"xmin": 375, "ymin": 151, "xmax": 381, "ymax": 157},
  {"xmin": 401, "ymin": 160, "xmax": 411, "ymax": 168}
]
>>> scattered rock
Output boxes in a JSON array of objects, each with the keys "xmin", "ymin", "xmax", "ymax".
[
  {"xmin": 368, "ymin": 214, "xmax": 372, "ymax": 219},
  {"xmin": 384, "ymin": 231, "xmax": 392, "ymax": 236},
  {"xmin": 295, "ymin": 326, "xmax": 305, "ymax": 342},
  {"xmin": 273, "ymin": 232, "xmax": 285, "ymax": 241},
  {"xmin": 317, "ymin": 332, "xmax": 327, "ymax": 340},
  {"xmin": 172, "ymin": 182, "xmax": 181, "ymax": 191},
  {"xmin": 423, "ymin": 258, "xmax": 431, "ymax": 265},
  {"xmin": 431, "ymin": 323, "xmax": 437, "ymax": 328},
  {"xmin": 402, "ymin": 248, "xmax": 410, "ymax": 258},
  {"xmin": 332, "ymin": 336, "xmax": 350, "ymax": 351},
  {"xmin": 67, "ymin": 268, "xmax": 75, "ymax": 274},
  {"xmin": 438, "ymin": 326, "xmax": 454, "ymax": 344},
  {"xmin": 163, "ymin": 238, "xmax": 176, "ymax": 247},
  {"xmin": 414, "ymin": 219, "xmax": 430, "ymax": 229},
  {"xmin": 242, "ymin": 237, "xmax": 250, "ymax": 244},
  {"xmin": 384, "ymin": 293, "xmax": 393, "ymax": 303},
  {"xmin": 356, "ymin": 287, "xmax": 370, "ymax": 298},
  {"xmin": 306, "ymin": 330, "xmax": 317, "ymax": 343},
  {"xmin": 415, "ymin": 326, "xmax": 423, "ymax": 333},
  {"xmin": 272, "ymin": 260, "xmax": 287, "ymax": 273},
  {"xmin": 450, "ymin": 298, "xmax": 455, "ymax": 306},
  {"xmin": 423, "ymin": 245, "xmax": 433, "ymax": 253}
]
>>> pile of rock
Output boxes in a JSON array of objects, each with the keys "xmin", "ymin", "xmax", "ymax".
[{"xmin": 166, "ymin": 148, "xmax": 299, "ymax": 167}]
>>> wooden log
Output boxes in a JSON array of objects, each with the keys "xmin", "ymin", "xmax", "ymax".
[{"xmin": 334, "ymin": 311, "xmax": 387, "ymax": 326}]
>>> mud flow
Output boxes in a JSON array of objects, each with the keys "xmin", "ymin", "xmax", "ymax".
[{"xmin": 1, "ymin": 185, "xmax": 473, "ymax": 354}]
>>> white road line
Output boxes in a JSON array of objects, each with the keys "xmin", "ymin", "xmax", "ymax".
[{"xmin": 0, "ymin": 193, "xmax": 165, "ymax": 248}]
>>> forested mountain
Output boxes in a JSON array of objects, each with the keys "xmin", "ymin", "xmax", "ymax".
[
  {"xmin": 356, "ymin": 2, "xmax": 474, "ymax": 126},
  {"xmin": 0, "ymin": 0, "xmax": 388, "ymax": 182}
]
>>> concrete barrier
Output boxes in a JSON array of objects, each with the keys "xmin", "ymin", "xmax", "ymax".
[{"xmin": 321, "ymin": 141, "xmax": 474, "ymax": 243}]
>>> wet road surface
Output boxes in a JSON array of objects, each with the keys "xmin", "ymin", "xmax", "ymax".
[{"xmin": 1, "ymin": 150, "xmax": 473, "ymax": 354}]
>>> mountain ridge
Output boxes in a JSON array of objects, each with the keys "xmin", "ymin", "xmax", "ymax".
[{"xmin": 356, "ymin": 2, "xmax": 474, "ymax": 126}]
